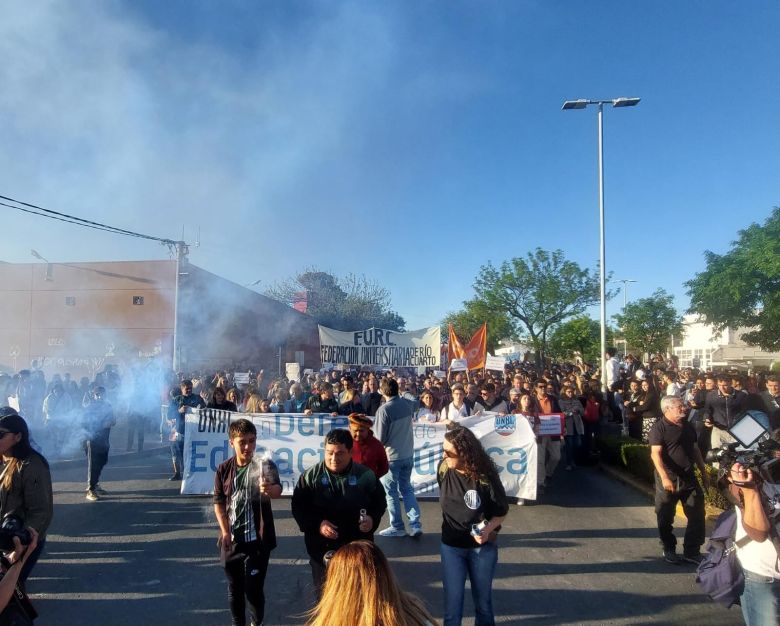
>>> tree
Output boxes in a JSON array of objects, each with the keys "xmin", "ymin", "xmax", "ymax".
[
  {"xmin": 441, "ymin": 299, "xmax": 514, "ymax": 354},
  {"xmin": 613, "ymin": 289, "xmax": 684, "ymax": 358},
  {"xmin": 265, "ymin": 269, "xmax": 405, "ymax": 331},
  {"xmin": 685, "ymin": 207, "xmax": 780, "ymax": 351},
  {"xmin": 547, "ymin": 316, "xmax": 615, "ymax": 364},
  {"xmin": 473, "ymin": 248, "xmax": 603, "ymax": 366}
]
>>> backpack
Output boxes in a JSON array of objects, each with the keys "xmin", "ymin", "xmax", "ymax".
[{"xmin": 695, "ymin": 509, "xmax": 751, "ymax": 608}]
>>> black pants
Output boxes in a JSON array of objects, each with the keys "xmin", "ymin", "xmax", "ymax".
[
  {"xmin": 85, "ymin": 441, "xmax": 109, "ymax": 490},
  {"xmin": 654, "ymin": 474, "xmax": 705, "ymax": 555},
  {"xmin": 222, "ymin": 541, "xmax": 270, "ymax": 626},
  {"xmin": 126, "ymin": 413, "xmax": 146, "ymax": 452}
]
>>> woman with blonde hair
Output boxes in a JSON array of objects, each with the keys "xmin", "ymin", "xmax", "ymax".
[
  {"xmin": 306, "ymin": 540, "xmax": 437, "ymax": 626},
  {"xmin": 243, "ymin": 392, "xmax": 264, "ymax": 414}
]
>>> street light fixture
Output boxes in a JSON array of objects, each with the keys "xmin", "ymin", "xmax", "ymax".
[
  {"xmin": 30, "ymin": 249, "xmax": 53, "ymax": 281},
  {"xmin": 562, "ymin": 97, "xmax": 640, "ymax": 392},
  {"xmin": 615, "ymin": 278, "xmax": 637, "ymax": 309}
]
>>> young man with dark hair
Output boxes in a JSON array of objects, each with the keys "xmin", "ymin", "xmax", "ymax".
[
  {"xmin": 703, "ymin": 374, "xmax": 745, "ymax": 449},
  {"xmin": 214, "ymin": 418, "xmax": 282, "ymax": 626},
  {"xmin": 303, "ymin": 382, "xmax": 339, "ymax": 416},
  {"xmin": 761, "ymin": 375, "xmax": 780, "ymax": 430},
  {"xmin": 291, "ymin": 428, "xmax": 386, "ymax": 592}
]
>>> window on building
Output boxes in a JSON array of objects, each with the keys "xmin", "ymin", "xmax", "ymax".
[
  {"xmin": 65, "ymin": 296, "xmax": 76, "ymax": 306},
  {"xmin": 133, "ymin": 296, "xmax": 145, "ymax": 305}
]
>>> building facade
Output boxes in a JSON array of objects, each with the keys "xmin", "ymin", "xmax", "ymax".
[{"xmin": 0, "ymin": 259, "xmax": 319, "ymax": 379}]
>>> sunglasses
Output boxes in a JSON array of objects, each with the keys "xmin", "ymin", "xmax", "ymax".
[
  {"xmin": 0, "ymin": 431, "xmax": 13, "ymax": 439},
  {"xmin": 443, "ymin": 449, "xmax": 458, "ymax": 459}
]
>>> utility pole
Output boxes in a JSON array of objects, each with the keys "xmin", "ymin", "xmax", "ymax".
[{"xmin": 172, "ymin": 240, "xmax": 189, "ymax": 372}]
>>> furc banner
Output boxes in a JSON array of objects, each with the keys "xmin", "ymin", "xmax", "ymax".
[
  {"xmin": 318, "ymin": 325, "xmax": 441, "ymax": 368},
  {"xmin": 181, "ymin": 409, "xmax": 537, "ymax": 500}
]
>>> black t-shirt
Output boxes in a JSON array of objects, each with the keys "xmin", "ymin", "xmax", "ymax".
[
  {"xmin": 648, "ymin": 418, "xmax": 698, "ymax": 478},
  {"xmin": 437, "ymin": 461, "xmax": 509, "ymax": 549}
]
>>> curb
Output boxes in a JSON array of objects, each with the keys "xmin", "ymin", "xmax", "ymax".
[
  {"xmin": 598, "ymin": 462, "xmax": 722, "ymax": 533},
  {"xmin": 49, "ymin": 444, "xmax": 169, "ymax": 471}
]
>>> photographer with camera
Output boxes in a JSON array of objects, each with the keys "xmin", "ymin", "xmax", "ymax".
[
  {"xmin": 726, "ymin": 453, "xmax": 780, "ymax": 625},
  {"xmin": 0, "ymin": 410, "xmax": 52, "ymax": 587}
]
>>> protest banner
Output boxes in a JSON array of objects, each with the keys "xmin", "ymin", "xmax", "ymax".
[
  {"xmin": 182, "ymin": 410, "xmax": 537, "ymax": 500},
  {"xmin": 538, "ymin": 413, "xmax": 565, "ymax": 437},
  {"xmin": 485, "ymin": 354, "xmax": 506, "ymax": 372},
  {"xmin": 318, "ymin": 326, "xmax": 440, "ymax": 368}
]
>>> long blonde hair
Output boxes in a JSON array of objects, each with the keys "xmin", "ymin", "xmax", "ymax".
[
  {"xmin": 306, "ymin": 541, "xmax": 437, "ymax": 626},
  {"xmin": 243, "ymin": 392, "xmax": 264, "ymax": 414}
]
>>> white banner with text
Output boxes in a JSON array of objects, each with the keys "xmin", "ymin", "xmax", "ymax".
[
  {"xmin": 181, "ymin": 410, "xmax": 537, "ymax": 499},
  {"xmin": 318, "ymin": 326, "xmax": 441, "ymax": 368}
]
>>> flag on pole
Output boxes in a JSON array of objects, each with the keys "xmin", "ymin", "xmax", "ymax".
[
  {"xmin": 448, "ymin": 324, "xmax": 465, "ymax": 364},
  {"xmin": 464, "ymin": 322, "xmax": 487, "ymax": 370}
]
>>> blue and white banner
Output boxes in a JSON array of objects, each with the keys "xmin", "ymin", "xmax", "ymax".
[{"xmin": 182, "ymin": 410, "xmax": 537, "ymax": 499}]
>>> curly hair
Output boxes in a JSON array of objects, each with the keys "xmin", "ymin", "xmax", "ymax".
[{"xmin": 444, "ymin": 426, "xmax": 500, "ymax": 483}]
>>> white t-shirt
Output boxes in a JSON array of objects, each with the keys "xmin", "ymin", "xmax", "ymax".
[
  {"xmin": 735, "ymin": 504, "xmax": 780, "ymax": 579},
  {"xmin": 441, "ymin": 402, "xmax": 470, "ymax": 422}
]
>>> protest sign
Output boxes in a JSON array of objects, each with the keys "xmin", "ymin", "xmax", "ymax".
[
  {"xmin": 182, "ymin": 410, "xmax": 537, "ymax": 500},
  {"xmin": 449, "ymin": 358, "xmax": 467, "ymax": 371},
  {"xmin": 485, "ymin": 354, "xmax": 506, "ymax": 372},
  {"xmin": 233, "ymin": 372, "xmax": 250, "ymax": 385},
  {"xmin": 433, "ymin": 370, "xmax": 446, "ymax": 379},
  {"xmin": 285, "ymin": 362, "xmax": 301, "ymax": 381},
  {"xmin": 318, "ymin": 326, "xmax": 440, "ymax": 368},
  {"xmin": 538, "ymin": 413, "xmax": 565, "ymax": 437}
]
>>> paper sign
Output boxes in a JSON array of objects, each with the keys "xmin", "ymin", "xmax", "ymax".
[
  {"xmin": 485, "ymin": 355, "xmax": 506, "ymax": 372},
  {"xmin": 433, "ymin": 370, "xmax": 446, "ymax": 379},
  {"xmin": 285, "ymin": 363, "xmax": 301, "ymax": 381},
  {"xmin": 538, "ymin": 413, "xmax": 565, "ymax": 437},
  {"xmin": 449, "ymin": 358, "xmax": 467, "ymax": 371},
  {"xmin": 233, "ymin": 372, "xmax": 250, "ymax": 385}
]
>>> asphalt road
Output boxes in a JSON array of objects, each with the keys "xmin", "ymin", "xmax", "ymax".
[{"xmin": 29, "ymin": 448, "xmax": 743, "ymax": 626}]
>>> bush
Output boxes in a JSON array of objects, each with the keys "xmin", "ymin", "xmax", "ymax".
[
  {"xmin": 596, "ymin": 434, "xmax": 728, "ymax": 510},
  {"xmin": 621, "ymin": 443, "xmax": 655, "ymax": 484}
]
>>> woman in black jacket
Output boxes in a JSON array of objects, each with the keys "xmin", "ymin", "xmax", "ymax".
[
  {"xmin": 0, "ymin": 409, "xmax": 53, "ymax": 584},
  {"xmin": 637, "ymin": 379, "xmax": 660, "ymax": 443}
]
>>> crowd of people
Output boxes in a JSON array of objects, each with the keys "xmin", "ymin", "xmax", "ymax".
[{"xmin": 0, "ymin": 349, "xmax": 778, "ymax": 624}]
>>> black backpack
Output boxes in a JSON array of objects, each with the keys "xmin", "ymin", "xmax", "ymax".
[{"xmin": 695, "ymin": 509, "xmax": 751, "ymax": 608}]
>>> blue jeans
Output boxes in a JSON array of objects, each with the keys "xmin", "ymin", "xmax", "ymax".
[
  {"xmin": 741, "ymin": 570, "xmax": 780, "ymax": 626},
  {"xmin": 380, "ymin": 458, "xmax": 421, "ymax": 531},
  {"xmin": 441, "ymin": 541, "xmax": 498, "ymax": 626},
  {"xmin": 564, "ymin": 433, "xmax": 581, "ymax": 466}
]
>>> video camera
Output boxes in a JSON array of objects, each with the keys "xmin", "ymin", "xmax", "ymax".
[
  {"xmin": 705, "ymin": 410, "xmax": 780, "ymax": 486},
  {"xmin": 0, "ymin": 515, "xmax": 31, "ymax": 552}
]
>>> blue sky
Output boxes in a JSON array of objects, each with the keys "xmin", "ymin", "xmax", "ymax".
[{"xmin": 1, "ymin": 1, "xmax": 778, "ymax": 331}]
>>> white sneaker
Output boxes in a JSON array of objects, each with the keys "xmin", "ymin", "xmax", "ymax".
[
  {"xmin": 378, "ymin": 527, "xmax": 407, "ymax": 538},
  {"xmin": 409, "ymin": 527, "xmax": 423, "ymax": 538}
]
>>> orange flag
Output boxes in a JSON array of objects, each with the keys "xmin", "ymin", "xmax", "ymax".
[
  {"xmin": 464, "ymin": 323, "xmax": 487, "ymax": 370},
  {"xmin": 448, "ymin": 324, "xmax": 465, "ymax": 363}
]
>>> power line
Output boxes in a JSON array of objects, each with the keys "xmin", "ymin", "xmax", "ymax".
[{"xmin": 0, "ymin": 193, "xmax": 178, "ymax": 245}]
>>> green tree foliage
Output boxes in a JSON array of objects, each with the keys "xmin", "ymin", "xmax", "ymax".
[
  {"xmin": 613, "ymin": 289, "xmax": 684, "ymax": 357},
  {"xmin": 547, "ymin": 316, "xmax": 615, "ymax": 364},
  {"xmin": 473, "ymin": 249, "xmax": 602, "ymax": 364},
  {"xmin": 685, "ymin": 208, "xmax": 780, "ymax": 351},
  {"xmin": 265, "ymin": 270, "xmax": 405, "ymax": 331},
  {"xmin": 441, "ymin": 299, "xmax": 514, "ymax": 354}
]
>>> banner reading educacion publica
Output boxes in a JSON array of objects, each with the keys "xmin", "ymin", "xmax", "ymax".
[
  {"xmin": 181, "ymin": 409, "xmax": 537, "ymax": 500},
  {"xmin": 318, "ymin": 325, "xmax": 441, "ymax": 368}
]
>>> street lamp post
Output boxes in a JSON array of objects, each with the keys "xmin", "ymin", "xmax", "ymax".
[
  {"xmin": 615, "ymin": 278, "xmax": 637, "ymax": 309},
  {"xmin": 562, "ymin": 97, "xmax": 640, "ymax": 392}
]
